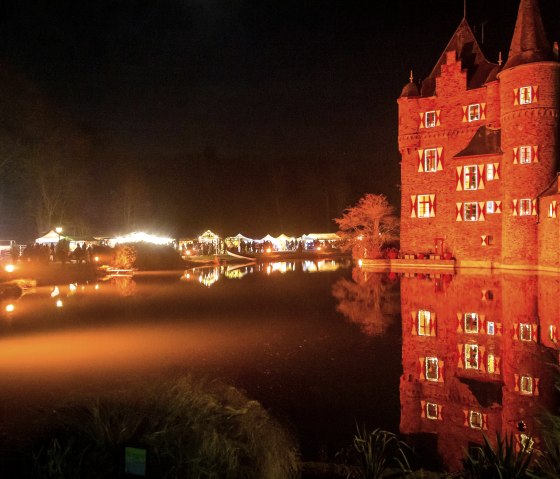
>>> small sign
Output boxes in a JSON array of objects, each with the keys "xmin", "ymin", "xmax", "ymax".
[{"xmin": 125, "ymin": 446, "xmax": 147, "ymax": 476}]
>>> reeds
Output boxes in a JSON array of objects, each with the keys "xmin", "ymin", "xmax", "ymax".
[{"xmin": 31, "ymin": 375, "xmax": 300, "ymax": 479}]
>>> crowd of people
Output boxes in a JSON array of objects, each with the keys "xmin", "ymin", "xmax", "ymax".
[{"xmin": 13, "ymin": 240, "xmax": 95, "ymax": 264}]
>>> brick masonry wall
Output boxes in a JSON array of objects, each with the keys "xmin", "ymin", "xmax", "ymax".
[
  {"xmin": 399, "ymin": 55, "xmax": 559, "ymax": 267},
  {"xmin": 538, "ymin": 193, "xmax": 560, "ymax": 268}
]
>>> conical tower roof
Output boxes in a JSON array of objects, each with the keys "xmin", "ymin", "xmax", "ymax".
[{"xmin": 502, "ymin": 0, "xmax": 552, "ymax": 70}]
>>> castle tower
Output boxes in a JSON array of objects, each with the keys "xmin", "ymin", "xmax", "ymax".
[
  {"xmin": 498, "ymin": 0, "xmax": 560, "ymax": 265},
  {"xmin": 397, "ymin": 0, "xmax": 559, "ymax": 268}
]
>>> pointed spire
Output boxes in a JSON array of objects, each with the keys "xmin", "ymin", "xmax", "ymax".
[
  {"xmin": 503, "ymin": 0, "xmax": 552, "ymax": 70},
  {"xmin": 409, "ymin": 70, "xmax": 414, "ymax": 83},
  {"xmin": 498, "ymin": 51, "xmax": 503, "ymax": 66}
]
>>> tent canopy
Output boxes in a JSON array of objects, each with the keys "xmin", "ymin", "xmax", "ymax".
[{"xmin": 35, "ymin": 229, "xmax": 62, "ymax": 244}]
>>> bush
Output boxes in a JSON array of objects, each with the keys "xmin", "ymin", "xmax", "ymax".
[
  {"xmin": 111, "ymin": 243, "xmax": 185, "ymax": 270},
  {"xmin": 31, "ymin": 376, "xmax": 300, "ymax": 479}
]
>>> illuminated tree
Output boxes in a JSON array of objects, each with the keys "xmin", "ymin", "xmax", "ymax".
[{"xmin": 334, "ymin": 193, "xmax": 399, "ymax": 259}]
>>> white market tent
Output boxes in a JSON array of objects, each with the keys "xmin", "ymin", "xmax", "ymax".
[
  {"xmin": 259, "ymin": 234, "xmax": 276, "ymax": 243},
  {"xmin": 35, "ymin": 229, "xmax": 62, "ymax": 244}
]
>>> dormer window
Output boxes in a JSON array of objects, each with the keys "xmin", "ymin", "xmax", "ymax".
[
  {"xmin": 425, "ymin": 111, "xmax": 437, "ymax": 128},
  {"xmin": 468, "ymin": 104, "xmax": 480, "ymax": 122}
]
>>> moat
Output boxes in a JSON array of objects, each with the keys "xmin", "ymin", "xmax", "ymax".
[{"xmin": 0, "ymin": 259, "xmax": 558, "ymax": 472}]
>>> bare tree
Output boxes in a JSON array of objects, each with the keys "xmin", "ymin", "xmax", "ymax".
[{"xmin": 334, "ymin": 193, "xmax": 399, "ymax": 259}]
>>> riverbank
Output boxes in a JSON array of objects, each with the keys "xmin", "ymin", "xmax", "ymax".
[
  {"xmin": 184, "ymin": 250, "xmax": 351, "ymax": 266},
  {"xmin": 0, "ymin": 261, "xmax": 99, "ymax": 287}
]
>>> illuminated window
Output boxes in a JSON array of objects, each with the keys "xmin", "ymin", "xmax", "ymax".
[
  {"xmin": 469, "ymin": 411, "xmax": 483, "ymax": 429},
  {"xmin": 426, "ymin": 402, "xmax": 439, "ymax": 420},
  {"xmin": 417, "ymin": 195, "xmax": 432, "ymax": 218},
  {"xmin": 464, "ymin": 202, "xmax": 479, "ymax": 221},
  {"xmin": 549, "ymin": 325, "xmax": 557, "ymax": 342},
  {"xmin": 418, "ymin": 310, "xmax": 432, "ymax": 336},
  {"xmin": 519, "ymin": 323, "xmax": 532, "ymax": 342},
  {"xmin": 487, "ymin": 321, "xmax": 495, "ymax": 335},
  {"xmin": 464, "ymin": 165, "xmax": 478, "ymax": 190},
  {"xmin": 519, "ymin": 86, "xmax": 532, "ymax": 105},
  {"xmin": 486, "ymin": 201, "xmax": 495, "ymax": 214},
  {"xmin": 465, "ymin": 344, "xmax": 479, "ymax": 370},
  {"xmin": 465, "ymin": 313, "xmax": 479, "ymax": 333},
  {"xmin": 487, "ymin": 354, "xmax": 495, "ymax": 374},
  {"xmin": 519, "ymin": 199, "xmax": 532, "ymax": 216},
  {"xmin": 519, "ymin": 146, "xmax": 532, "ymax": 164},
  {"xmin": 548, "ymin": 203, "xmax": 556, "ymax": 218},
  {"xmin": 425, "ymin": 357, "xmax": 439, "ymax": 382},
  {"xmin": 425, "ymin": 111, "xmax": 437, "ymax": 128},
  {"xmin": 424, "ymin": 148, "xmax": 438, "ymax": 172},
  {"xmin": 468, "ymin": 104, "xmax": 481, "ymax": 122},
  {"xmin": 486, "ymin": 163, "xmax": 495, "ymax": 181},
  {"xmin": 520, "ymin": 376, "xmax": 533, "ymax": 395}
]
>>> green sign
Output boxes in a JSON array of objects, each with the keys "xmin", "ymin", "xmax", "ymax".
[{"xmin": 125, "ymin": 446, "xmax": 146, "ymax": 476}]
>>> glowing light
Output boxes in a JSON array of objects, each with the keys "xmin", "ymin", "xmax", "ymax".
[
  {"xmin": 69, "ymin": 283, "xmax": 77, "ymax": 292},
  {"xmin": 5, "ymin": 304, "xmax": 14, "ymax": 312},
  {"xmin": 55, "ymin": 226, "xmax": 63, "ymax": 234},
  {"xmin": 266, "ymin": 248, "xmax": 272, "ymax": 253},
  {"xmin": 56, "ymin": 299, "xmax": 63, "ymax": 308},
  {"xmin": 4, "ymin": 264, "xmax": 15, "ymax": 273},
  {"xmin": 94, "ymin": 284, "xmax": 100, "ymax": 290},
  {"xmin": 94, "ymin": 256, "xmax": 99, "ymax": 262},
  {"xmin": 51, "ymin": 286, "xmax": 60, "ymax": 298},
  {"xmin": 358, "ymin": 259, "xmax": 363, "ymax": 268},
  {"xmin": 110, "ymin": 232, "xmax": 174, "ymax": 246}
]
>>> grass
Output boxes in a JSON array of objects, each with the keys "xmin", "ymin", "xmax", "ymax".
[{"xmin": 28, "ymin": 376, "xmax": 300, "ymax": 479}]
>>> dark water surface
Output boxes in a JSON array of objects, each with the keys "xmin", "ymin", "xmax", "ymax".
[
  {"xmin": 0, "ymin": 260, "xmax": 402, "ymax": 462},
  {"xmin": 2, "ymin": 261, "xmax": 558, "ymax": 472}
]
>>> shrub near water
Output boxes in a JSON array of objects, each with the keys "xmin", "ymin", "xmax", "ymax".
[
  {"xmin": 112, "ymin": 243, "xmax": 185, "ymax": 270},
  {"xmin": 32, "ymin": 376, "xmax": 300, "ymax": 479}
]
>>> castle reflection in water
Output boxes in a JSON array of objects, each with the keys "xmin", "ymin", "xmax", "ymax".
[{"xmin": 363, "ymin": 269, "xmax": 559, "ymax": 471}]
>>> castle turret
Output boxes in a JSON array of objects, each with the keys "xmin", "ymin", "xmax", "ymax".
[{"xmin": 498, "ymin": 0, "xmax": 560, "ymax": 265}]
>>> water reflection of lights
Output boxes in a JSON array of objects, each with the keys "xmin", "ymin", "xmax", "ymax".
[
  {"xmin": 56, "ymin": 299, "xmax": 63, "ymax": 308},
  {"xmin": 302, "ymin": 260, "xmax": 340, "ymax": 273},
  {"xmin": 198, "ymin": 268, "xmax": 220, "ymax": 287},
  {"xmin": 50, "ymin": 286, "xmax": 60, "ymax": 298},
  {"xmin": 5, "ymin": 304, "xmax": 14, "ymax": 313}
]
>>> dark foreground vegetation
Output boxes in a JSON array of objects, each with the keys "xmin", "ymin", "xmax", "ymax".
[{"xmin": 4, "ymin": 371, "xmax": 558, "ymax": 479}]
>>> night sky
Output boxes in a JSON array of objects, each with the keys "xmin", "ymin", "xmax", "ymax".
[{"xmin": 0, "ymin": 0, "xmax": 559, "ymax": 240}]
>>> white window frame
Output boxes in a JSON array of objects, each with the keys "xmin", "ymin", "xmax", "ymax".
[
  {"xmin": 464, "ymin": 165, "xmax": 478, "ymax": 190},
  {"xmin": 487, "ymin": 321, "xmax": 495, "ymax": 335},
  {"xmin": 468, "ymin": 103, "xmax": 481, "ymax": 122},
  {"xmin": 426, "ymin": 402, "xmax": 439, "ymax": 420},
  {"xmin": 418, "ymin": 310, "xmax": 432, "ymax": 336},
  {"xmin": 486, "ymin": 163, "xmax": 495, "ymax": 181},
  {"xmin": 519, "ymin": 198, "xmax": 532, "ymax": 216},
  {"xmin": 469, "ymin": 411, "xmax": 483, "ymax": 429},
  {"xmin": 487, "ymin": 353, "xmax": 496, "ymax": 374},
  {"xmin": 424, "ymin": 148, "xmax": 438, "ymax": 172},
  {"xmin": 548, "ymin": 203, "xmax": 555, "ymax": 218},
  {"xmin": 417, "ymin": 195, "xmax": 431, "ymax": 218},
  {"xmin": 549, "ymin": 325, "xmax": 557, "ymax": 342},
  {"xmin": 465, "ymin": 344, "xmax": 479, "ymax": 370},
  {"xmin": 519, "ymin": 146, "xmax": 532, "ymax": 164},
  {"xmin": 519, "ymin": 323, "xmax": 532, "ymax": 342},
  {"xmin": 425, "ymin": 357, "xmax": 439, "ymax": 382},
  {"xmin": 425, "ymin": 111, "xmax": 437, "ymax": 128},
  {"xmin": 464, "ymin": 202, "xmax": 479, "ymax": 222},
  {"xmin": 486, "ymin": 201, "xmax": 495, "ymax": 214},
  {"xmin": 520, "ymin": 375, "xmax": 533, "ymax": 395},
  {"xmin": 464, "ymin": 312, "xmax": 479, "ymax": 333},
  {"xmin": 519, "ymin": 86, "xmax": 532, "ymax": 105}
]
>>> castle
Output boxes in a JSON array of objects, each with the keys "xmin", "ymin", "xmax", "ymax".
[{"xmin": 398, "ymin": 0, "xmax": 559, "ymax": 271}]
